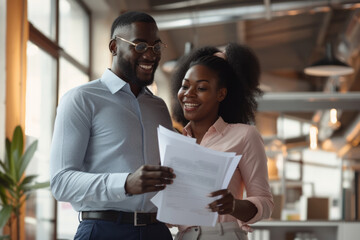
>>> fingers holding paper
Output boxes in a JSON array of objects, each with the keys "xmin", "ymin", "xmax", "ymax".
[
  {"xmin": 125, "ymin": 165, "xmax": 176, "ymax": 195},
  {"xmin": 207, "ymin": 189, "xmax": 235, "ymax": 215}
]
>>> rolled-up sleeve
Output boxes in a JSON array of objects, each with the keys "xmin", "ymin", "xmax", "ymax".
[{"xmin": 239, "ymin": 126, "xmax": 274, "ymax": 224}]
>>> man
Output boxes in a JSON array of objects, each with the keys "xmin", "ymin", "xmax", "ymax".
[{"xmin": 50, "ymin": 11, "xmax": 176, "ymax": 240}]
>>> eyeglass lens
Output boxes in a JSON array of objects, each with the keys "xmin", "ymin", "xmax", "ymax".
[{"xmin": 135, "ymin": 42, "xmax": 162, "ymax": 54}]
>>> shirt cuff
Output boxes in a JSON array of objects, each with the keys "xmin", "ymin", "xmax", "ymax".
[{"xmin": 106, "ymin": 172, "xmax": 131, "ymax": 200}]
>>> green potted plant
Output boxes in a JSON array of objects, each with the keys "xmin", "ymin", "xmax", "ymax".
[{"xmin": 0, "ymin": 125, "xmax": 49, "ymax": 240}]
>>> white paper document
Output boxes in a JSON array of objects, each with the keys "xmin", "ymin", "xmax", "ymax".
[{"xmin": 151, "ymin": 126, "xmax": 242, "ymax": 226}]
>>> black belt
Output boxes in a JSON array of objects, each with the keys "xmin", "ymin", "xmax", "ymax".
[{"xmin": 81, "ymin": 211, "xmax": 159, "ymax": 226}]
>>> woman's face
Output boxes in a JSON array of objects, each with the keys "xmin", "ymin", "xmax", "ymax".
[{"xmin": 177, "ymin": 65, "xmax": 227, "ymax": 123}]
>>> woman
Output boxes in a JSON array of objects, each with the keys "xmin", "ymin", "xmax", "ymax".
[{"xmin": 171, "ymin": 43, "xmax": 274, "ymax": 240}]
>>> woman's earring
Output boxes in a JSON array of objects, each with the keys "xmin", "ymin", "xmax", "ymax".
[{"xmin": 112, "ymin": 51, "xmax": 117, "ymax": 56}]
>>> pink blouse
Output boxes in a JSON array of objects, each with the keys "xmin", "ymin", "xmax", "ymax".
[{"xmin": 179, "ymin": 117, "xmax": 273, "ymax": 231}]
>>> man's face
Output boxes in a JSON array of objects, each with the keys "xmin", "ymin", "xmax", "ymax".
[{"xmin": 112, "ymin": 22, "xmax": 162, "ymax": 88}]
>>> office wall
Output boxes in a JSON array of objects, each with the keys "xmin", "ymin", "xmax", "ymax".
[
  {"xmin": 0, "ymin": 0, "xmax": 6, "ymax": 159},
  {"xmin": 90, "ymin": 11, "xmax": 117, "ymax": 80}
]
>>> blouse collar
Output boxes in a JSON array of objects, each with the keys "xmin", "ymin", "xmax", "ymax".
[{"xmin": 182, "ymin": 116, "xmax": 228, "ymax": 137}]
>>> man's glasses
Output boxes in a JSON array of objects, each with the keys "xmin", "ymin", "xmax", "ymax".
[{"xmin": 115, "ymin": 36, "xmax": 166, "ymax": 55}]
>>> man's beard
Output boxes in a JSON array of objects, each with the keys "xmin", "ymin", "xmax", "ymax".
[{"xmin": 118, "ymin": 57, "xmax": 157, "ymax": 88}]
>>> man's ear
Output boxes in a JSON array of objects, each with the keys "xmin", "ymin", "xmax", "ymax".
[
  {"xmin": 109, "ymin": 39, "xmax": 117, "ymax": 56},
  {"xmin": 217, "ymin": 88, "xmax": 227, "ymax": 102}
]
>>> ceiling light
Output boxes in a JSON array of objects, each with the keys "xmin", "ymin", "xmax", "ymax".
[
  {"xmin": 304, "ymin": 43, "xmax": 354, "ymax": 77},
  {"xmin": 310, "ymin": 125, "xmax": 318, "ymax": 150},
  {"xmin": 329, "ymin": 109, "xmax": 337, "ymax": 124},
  {"xmin": 328, "ymin": 108, "xmax": 341, "ymax": 129}
]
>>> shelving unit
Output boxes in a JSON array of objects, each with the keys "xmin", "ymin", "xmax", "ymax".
[{"xmin": 251, "ymin": 220, "xmax": 360, "ymax": 240}]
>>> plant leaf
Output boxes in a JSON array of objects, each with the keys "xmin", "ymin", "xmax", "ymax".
[
  {"xmin": 6, "ymin": 140, "xmax": 16, "ymax": 182},
  {"xmin": 11, "ymin": 126, "xmax": 24, "ymax": 161},
  {"xmin": 5, "ymin": 138, "xmax": 10, "ymax": 170},
  {"xmin": 0, "ymin": 205, "xmax": 12, "ymax": 229},
  {"xmin": 1, "ymin": 180, "xmax": 16, "ymax": 202},
  {"xmin": 18, "ymin": 140, "xmax": 38, "ymax": 178},
  {"xmin": 0, "ymin": 172, "xmax": 11, "ymax": 186},
  {"xmin": 10, "ymin": 126, "xmax": 24, "ymax": 181},
  {"xmin": 0, "ymin": 160, "xmax": 7, "ymax": 172},
  {"xmin": 19, "ymin": 175, "xmax": 38, "ymax": 186},
  {"xmin": 0, "ymin": 184, "xmax": 9, "ymax": 205},
  {"xmin": 23, "ymin": 181, "xmax": 50, "ymax": 193}
]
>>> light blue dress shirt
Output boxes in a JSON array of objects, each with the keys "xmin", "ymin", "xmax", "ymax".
[{"xmin": 50, "ymin": 69, "xmax": 173, "ymax": 212}]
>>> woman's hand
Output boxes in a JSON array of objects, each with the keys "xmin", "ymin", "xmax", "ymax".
[
  {"xmin": 207, "ymin": 189, "xmax": 259, "ymax": 221},
  {"xmin": 207, "ymin": 189, "xmax": 235, "ymax": 215}
]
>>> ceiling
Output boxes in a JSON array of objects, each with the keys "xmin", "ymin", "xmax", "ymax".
[{"xmin": 85, "ymin": 0, "xmax": 360, "ymax": 162}]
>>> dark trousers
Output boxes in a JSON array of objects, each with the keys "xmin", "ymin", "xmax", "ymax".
[{"xmin": 74, "ymin": 219, "xmax": 173, "ymax": 240}]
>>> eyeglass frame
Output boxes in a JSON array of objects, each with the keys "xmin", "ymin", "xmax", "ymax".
[{"xmin": 114, "ymin": 36, "xmax": 167, "ymax": 54}]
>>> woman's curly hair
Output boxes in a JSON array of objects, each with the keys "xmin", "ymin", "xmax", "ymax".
[
  {"xmin": 170, "ymin": 46, "xmax": 219, "ymax": 126},
  {"xmin": 170, "ymin": 43, "xmax": 262, "ymax": 126}
]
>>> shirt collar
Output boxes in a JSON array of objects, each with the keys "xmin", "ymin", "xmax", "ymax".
[
  {"xmin": 100, "ymin": 69, "xmax": 153, "ymax": 97},
  {"xmin": 182, "ymin": 116, "xmax": 228, "ymax": 137},
  {"xmin": 101, "ymin": 69, "xmax": 127, "ymax": 94},
  {"xmin": 211, "ymin": 116, "xmax": 227, "ymax": 134},
  {"xmin": 182, "ymin": 124, "xmax": 192, "ymax": 137}
]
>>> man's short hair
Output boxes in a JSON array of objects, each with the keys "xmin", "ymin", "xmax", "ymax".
[{"xmin": 110, "ymin": 11, "xmax": 156, "ymax": 38}]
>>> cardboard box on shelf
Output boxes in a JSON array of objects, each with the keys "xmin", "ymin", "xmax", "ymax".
[{"xmin": 300, "ymin": 196, "xmax": 329, "ymax": 220}]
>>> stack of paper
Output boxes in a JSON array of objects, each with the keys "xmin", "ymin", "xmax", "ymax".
[{"xmin": 151, "ymin": 125, "xmax": 242, "ymax": 227}]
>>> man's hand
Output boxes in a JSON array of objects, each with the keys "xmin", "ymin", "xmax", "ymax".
[{"xmin": 125, "ymin": 165, "xmax": 176, "ymax": 195}]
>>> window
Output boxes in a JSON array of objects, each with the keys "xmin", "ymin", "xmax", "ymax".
[
  {"xmin": 271, "ymin": 117, "xmax": 342, "ymax": 221},
  {"xmin": 59, "ymin": 0, "xmax": 89, "ymax": 67},
  {"xmin": 58, "ymin": 57, "xmax": 89, "ymax": 100},
  {"xmin": 0, "ymin": 0, "xmax": 6, "ymax": 160},
  {"xmin": 28, "ymin": 0, "xmax": 56, "ymax": 40},
  {"xmin": 25, "ymin": 42, "xmax": 57, "ymax": 139},
  {"xmin": 277, "ymin": 115, "xmax": 312, "ymax": 139},
  {"xmin": 26, "ymin": 1, "xmax": 90, "ymax": 239},
  {"xmin": 25, "ymin": 41, "xmax": 58, "ymax": 240}
]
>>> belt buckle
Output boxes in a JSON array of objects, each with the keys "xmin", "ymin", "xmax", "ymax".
[{"xmin": 134, "ymin": 211, "xmax": 146, "ymax": 226}]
